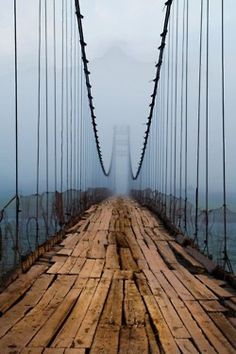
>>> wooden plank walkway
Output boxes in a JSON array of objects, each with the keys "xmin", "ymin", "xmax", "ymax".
[{"xmin": 0, "ymin": 197, "xmax": 236, "ymax": 353}]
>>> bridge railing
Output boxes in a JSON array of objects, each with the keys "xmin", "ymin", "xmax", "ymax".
[{"xmin": 129, "ymin": 0, "xmax": 236, "ymax": 274}]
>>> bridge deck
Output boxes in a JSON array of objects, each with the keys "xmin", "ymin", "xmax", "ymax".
[{"xmin": 0, "ymin": 198, "xmax": 236, "ymax": 353}]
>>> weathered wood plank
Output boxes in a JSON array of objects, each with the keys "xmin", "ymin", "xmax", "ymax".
[
  {"xmin": 0, "ymin": 265, "xmax": 47, "ymax": 315},
  {"xmin": 74, "ymin": 278, "xmax": 111, "ymax": 348},
  {"xmin": 105, "ymin": 245, "xmax": 120, "ymax": 270},
  {"xmin": 209, "ymin": 312, "xmax": 236, "ymax": 349},
  {"xmin": 184, "ymin": 300, "xmax": 235, "ymax": 353},
  {"xmin": 143, "ymin": 295, "xmax": 180, "ymax": 354},
  {"xmin": 29, "ymin": 288, "xmax": 81, "ymax": 347},
  {"xmin": 119, "ymin": 327, "xmax": 149, "ymax": 354},
  {"xmin": 53, "ymin": 278, "xmax": 98, "ymax": 348},
  {"xmin": 124, "ymin": 280, "xmax": 146, "ymax": 326},
  {"xmin": 0, "ymin": 274, "xmax": 53, "ymax": 338},
  {"xmin": 171, "ymin": 297, "xmax": 216, "ymax": 354},
  {"xmin": 0, "ymin": 275, "xmax": 76, "ymax": 352}
]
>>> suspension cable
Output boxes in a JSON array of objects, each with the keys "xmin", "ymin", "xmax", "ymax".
[
  {"xmin": 129, "ymin": 0, "xmax": 173, "ymax": 180},
  {"xmin": 74, "ymin": 0, "xmax": 111, "ymax": 176}
]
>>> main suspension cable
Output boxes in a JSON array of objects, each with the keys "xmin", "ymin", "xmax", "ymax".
[
  {"xmin": 129, "ymin": 0, "xmax": 173, "ymax": 180},
  {"xmin": 74, "ymin": 0, "xmax": 111, "ymax": 177}
]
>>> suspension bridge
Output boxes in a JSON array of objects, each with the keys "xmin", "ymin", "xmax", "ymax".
[{"xmin": 0, "ymin": 0, "xmax": 236, "ymax": 353}]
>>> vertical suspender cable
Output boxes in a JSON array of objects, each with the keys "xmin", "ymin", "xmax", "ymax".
[
  {"xmin": 165, "ymin": 29, "xmax": 171, "ymax": 216},
  {"xmin": 53, "ymin": 0, "xmax": 57, "ymax": 231},
  {"xmin": 221, "ymin": 0, "xmax": 233, "ymax": 273},
  {"xmin": 70, "ymin": 0, "xmax": 73, "ymax": 207},
  {"xmin": 13, "ymin": 0, "xmax": 19, "ymax": 263},
  {"xmin": 60, "ymin": 0, "xmax": 64, "ymax": 195},
  {"xmin": 36, "ymin": 0, "xmax": 42, "ymax": 245},
  {"xmin": 173, "ymin": 0, "xmax": 179, "ymax": 224},
  {"xmin": 169, "ymin": 5, "xmax": 174, "ymax": 219},
  {"xmin": 44, "ymin": 0, "xmax": 49, "ymax": 237},
  {"xmin": 205, "ymin": 0, "xmax": 209, "ymax": 255},
  {"xmin": 184, "ymin": 0, "xmax": 189, "ymax": 234},
  {"xmin": 194, "ymin": 0, "xmax": 204, "ymax": 246},
  {"xmin": 179, "ymin": 0, "xmax": 186, "ymax": 229},
  {"xmin": 66, "ymin": 2, "xmax": 69, "ymax": 212},
  {"xmin": 53, "ymin": 0, "xmax": 57, "ymax": 195}
]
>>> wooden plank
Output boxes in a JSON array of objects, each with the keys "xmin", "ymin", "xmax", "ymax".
[
  {"xmin": 115, "ymin": 231, "xmax": 129, "ymax": 248},
  {"xmin": 71, "ymin": 240, "xmax": 89, "ymax": 258},
  {"xmin": 90, "ymin": 279, "xmax": 123, "ymax": 353},
  {"xmin": 173, "ymin": 268, "xmax": 217, "ymax": 300},
  {"xmin": 105, "ymin": 245, "xmax": 120, "ymax": 270},
  {"xmin": 154, "ymin": 290, "xmax": 190, "ymax": 339},
  {"xmin": 51, "ymin": 255, "xmax": 67, "ymax": 263},
  {"xmin": 136, "ymin": 238, "xmax": 168, "ymax": 272},
  {"xmin": 99, "ymin": 209, "xmax": 112, "ymax": 231},
  {"xmin": 170, "ymin": 297, "xmax": 216, "ymax": 354},
  {"xmin": 154, "ymin": 271, "xmax": 178, "ymax": 299},
  {"xmin": 0, "ymin": 274, "xmax": 53, "ymax": 338},
  {"xmin": 143, "ymin": 269, "xmax": 164, "ymax": 296},
  {"xmin": 29, "ymin": 288, "xmax": 81, "ymax": 347},
  {"xmin": 154, "ymin": 241, "xmax": 179, "ymax": 268},
  {"xmin": 74, "ymin": 278, "xmax": 111, "ymax": 348},
  {"xmin": 145, "ymin": 315, "xmax": 161, "ymax": 354},
  {"xmin": 58, "ymin": 257, "xmax": 77, "ymax": 274},
  {"xmin": 87, "ymin": 231, "xmax": 107, "ymax": 259},
  {"xmin": 0, "ymin": 275, "xmax": 76, "ymax": 352},
  {"xmin": 162, "ymin": 269, "xmax": 194, "ymax": 301},
  {"xmin": 53, "ymin": 278, "xmax": 99, "ymax": 348},
  {"xmin": 143, "ymin": 295, "xmax": 180, "ymax": 354},
  {"xmin": 90, "ymin": 259, "xmax": 105, "ymax": 278},
  {"xmin": 114, "ymin": 270, "xmax": 133, "ymax": 280},
  {"xmin": 199, "ymin": 300, "xmax": 228, "ymax": 312},
  {"xmin": 57, "ymin": 248, "xmax": 73, "ymax": 256},
  {"xmin": 120, "ymin": 248, "xmax": 138, "ymax": 271},
  {"xmin": 64, "ymin": 350, "xmax": 86, "ymax": 354},
  {"xmin": 209, "ymin": 312, "xmax": 236, "ymax": 349},
  {"xmin": 184, "ymin": 300, "xmax": 235, "ymax": 353},
  {"xmin": 185, "ymin": 246, "xmax": 217, "ymax": 273},
  {"xmin": 170, "ymin": 242, "xmax": 205, "ymax": 271},
  {"xmin": 21, "ymin": 348, "xmax": 44, "ymax": 354},
  {"xmin": 61, "ymin": 233, "xmax": 80, "ymax": 249},
  {"xmin": 175, "ymin": 339, "xmax": 199, "ymax": 354},
  {"xmin": 196, "ymin": 274, "xmax": 236, "ymax": 298},
  {"xmin": 108, "ymin": 231, "xmax": 116, "ymax": 244},
  {"xmin": 124, "ymin": 280, "xmax": 146, "ymax": 326},
  {"xmin": 47, "ymin": 261, "xmax": 65, "ymax": 274},
  {"xmin": 0, "ymin": 264, "xmax": 47, "ymax": 315},
  {"xmin": 43, "ymin": 349, "xmax": 64, "ymax": 354},
  {"xmin": 70, "ymin": 258, "xmax": 86, "ymax": 275},
  {"xmin": 79, "ymin": 259, "xmax": 96, "ymax": 278},
  {"xmin": 119, "ymin": 327, "xmax": 149, "ymax": 354}
]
